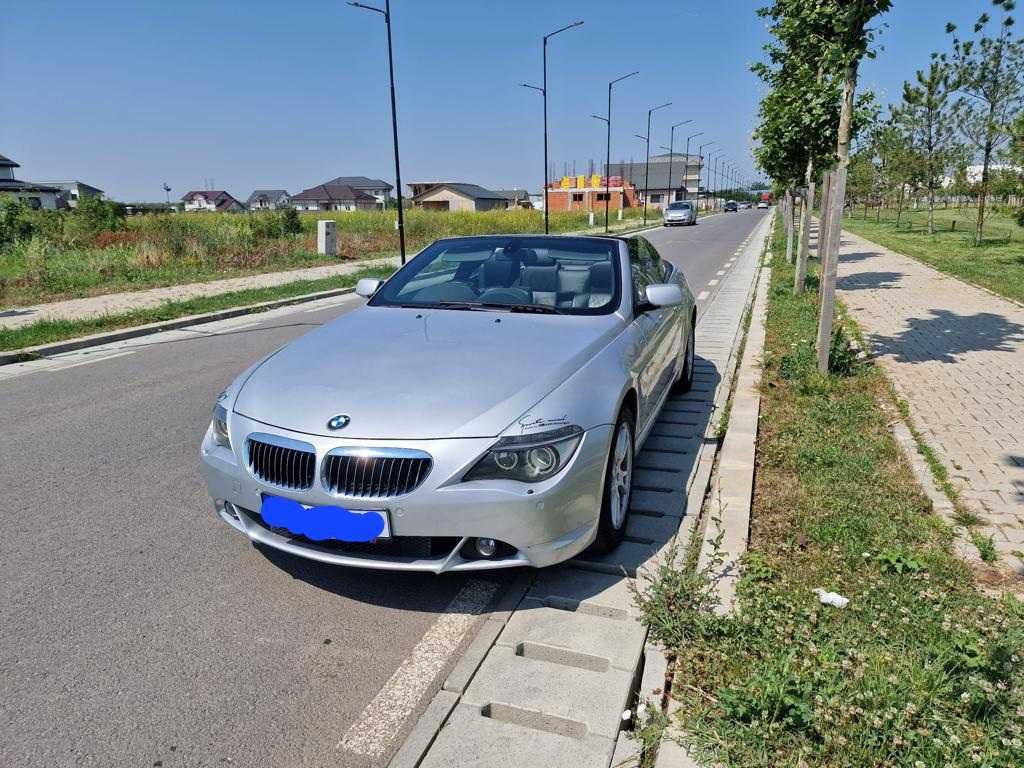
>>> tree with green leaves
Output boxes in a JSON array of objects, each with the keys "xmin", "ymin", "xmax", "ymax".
[
  {"xmin": 893, "ymin": 57, "xmax": 962, "ymax": 233},
  {"xmin": 946, "ymin": 0, "xmax": 1024, "ymax": 244}
]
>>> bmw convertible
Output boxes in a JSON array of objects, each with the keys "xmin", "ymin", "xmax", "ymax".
[{"xmin": 200, "ymin": 234, "xmax": 696, "ymax": 572}]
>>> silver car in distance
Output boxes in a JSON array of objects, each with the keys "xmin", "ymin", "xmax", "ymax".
[{"xmin": 200, "ymin": 234, "xmax": 696, "ymax": 573}]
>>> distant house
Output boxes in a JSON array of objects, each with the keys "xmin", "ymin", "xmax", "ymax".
[
  {"xmin": 246, "ymin": 189, "xmax": 290, "ymax": 210},
  {"xmin": 35, "ymin": 180, "xmax": 104, "ymax": 209},
  {"xmin": 494, "ymin": 189, "xmax": 533, "ymax": 209},
  {"xmin": 181, "ymin": 190, "xmax": 246, "ymax": 212},
  {"xmin": 0, "ymin": 153, "xmax": 61, "ymax": 210},
  {"xmin": 606, "ymin": 153, "xmax": 703, "ymax": 209},
  {"xmin": 321, "ymin": 176, "xmax": 392, "ymax": 207},
  {"xmin": 410, "ymin": 182, "xmax": 516, "ymax": 212},
  {"xmin": 290, "ymin": 183, "xmax": 378, "ymax": 212}
]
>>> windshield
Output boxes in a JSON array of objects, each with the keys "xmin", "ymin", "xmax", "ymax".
[
  {"xmin": 369, "ymin": 236, "xmax": 621, "ymax": 315},
  {"xmin": 666, "ymin": 202, "xmax": 692, "ymax": 210}
]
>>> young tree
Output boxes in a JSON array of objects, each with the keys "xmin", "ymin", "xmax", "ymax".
[
  {"xmin": 893, "ymin": 57, "xmax": 962, "ymax": 233},
  {"xmin": 947, "ymin": 0, "xmax": 1024, "ymax": 244}
]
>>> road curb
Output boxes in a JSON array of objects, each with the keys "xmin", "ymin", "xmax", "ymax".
[
  {"xmin": 649, "ymin": 215, "xmax": 774, "ymax": 768},
  {"xmin": 0, "ymin": 283, "xmax": 365, "ymax": 366},
  {"xmin": 697, "ymin": 256, "xmax": 771, "ymax": 613}
]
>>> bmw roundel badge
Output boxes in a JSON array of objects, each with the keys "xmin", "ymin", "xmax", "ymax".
[{"xmin": 327, "ymin": 414, "xmax": 351, "ymax": 431}]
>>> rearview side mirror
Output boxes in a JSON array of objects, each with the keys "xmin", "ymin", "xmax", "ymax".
[
  {"xmin": 644, "ymin": 283, "xmax": 683, "ymax": 309},
  {"xmin": 355, "ymin": 278, "xmax": 383, "ymax": 298}
]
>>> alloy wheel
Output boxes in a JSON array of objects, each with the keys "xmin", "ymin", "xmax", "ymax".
[{"xmin": 608, "ymin": 422, "xmax": 633, "ymax": 529}]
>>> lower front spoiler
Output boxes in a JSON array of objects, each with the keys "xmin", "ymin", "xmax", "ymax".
[{"xmin": 217, "ymin": 501, "xmax": 594, "ymax": 574}]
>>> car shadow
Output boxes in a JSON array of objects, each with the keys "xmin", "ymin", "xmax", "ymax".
[
  {"xmin": 868, "ymin": 309, "xmax": 1024, "ymax": 364},
  {"xmin": 252, "ymin": 353, "xmax": 722, "ymax": 617}
]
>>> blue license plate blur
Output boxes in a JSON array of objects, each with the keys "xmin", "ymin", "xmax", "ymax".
[{"xmin": 260, "ymin": 495, "xmax": 390, "ymax": 542}]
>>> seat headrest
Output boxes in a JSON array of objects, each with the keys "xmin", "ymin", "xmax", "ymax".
[
  {"xmin": 481, "ymin": 259, "xmax": 515, "ymax": 286},
  {"xmin": 588, "ymin": 262, "xmax": 614, "ymax": 293},
  {"xmin": 521, "ymin": 265, "xmax": 559, "ymax": 292}
]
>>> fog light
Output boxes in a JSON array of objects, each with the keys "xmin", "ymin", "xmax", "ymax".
[{"xmin": 475, "ymin": 537, "xmax": 497, "ymax": 557}]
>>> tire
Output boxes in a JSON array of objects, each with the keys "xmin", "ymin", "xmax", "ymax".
[
  {"xmin": 591, "ymin": 407, "xmax": 635, "ymax": 554},
  {"xmin": 674, "ymin": 316, "xmax": 696, "ymax": 392}
]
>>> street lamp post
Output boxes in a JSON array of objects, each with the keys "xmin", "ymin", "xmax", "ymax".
[
  {"xmin": 641, "ymin": 102, "xmax": 671, "ymax": 225},
  {"xmin": 710, "ymin": 153, "xmax": 722, "ymax": 210},
  {"xmin": 521, "ymin": 21, "xmax": 584, "ymax": 234},
  {"xmin": 663, "ymin": 120, "xmax": 691, "ymax": 205},
  {"xmin": 696, "ymin": 141, "xmax": 716, "ymax": 210},
  {"xmin": 597, "ymin": 71, "xmax": 639, "ymax": 232},
  {"xmin": 349, "ymin": 0, "xmax": 407, "ymax": 263},
  {"xmin": 682, "ymin": 131, "xmax": 702, "ymax": 201}
]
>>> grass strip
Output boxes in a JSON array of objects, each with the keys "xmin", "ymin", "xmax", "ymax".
[
  {"xmin": 0, "ymin": 265, "xmax": 394, "ymax": 352},
  {"xmin": 840, "ymin": 206, "xmax": 1024, "ymax": 304},
  {"xmin": 635, "ymin": 215, "xmax": 1024, "ymax": 768}
]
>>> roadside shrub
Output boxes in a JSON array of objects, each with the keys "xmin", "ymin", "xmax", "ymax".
[
  {"xmin": 1015, "ymin": 205, "xmax": 1024, "ymax": 228},
  {"xmin": 64, "ymin": 196, "xmax": 124, "ymax": 246},
  {"xmin": 828, "ymin": 326, "xmax": 862, "ymax": 376},
  {"xmin": 281, "ymin": 207, "xmax": 301, "ymax": 235}
]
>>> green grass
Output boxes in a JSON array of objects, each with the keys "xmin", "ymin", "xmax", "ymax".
[
  {"xmin": 0, "ymin": 265, "xmax": 393, "ymax": 352},
  {"xmin": 0, "ymin": 207, "xmax": 660, "ymax": 308},
  {"xmin": 635, "ymin": 215, "xmax": 1024, "ymax": 768},
  {"xmin": 841, "ymin": 205, "xmax": 1024, "ymax": 304}
]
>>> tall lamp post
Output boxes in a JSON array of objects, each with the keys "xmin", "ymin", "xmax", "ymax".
[
  {"xmin": 707, "ymin": 150, "xmax": 722, "ymax": 210},
  {"xmin": 681, "ymin": 131, "xmax": 702, "ymax": 200},
  {"xmin": 696, "ymin": 141, "xmax": 716, "ymax": 211},
  {"xmin": 596, "ymin": 71, "xmax": 639, "ymax": 232},
  {"xmin": 663, "ymin": 120, "xmax": 691, "ymax": 205},
  {"xmin": 349, "ymin": 0, "xmax": 407, "ymax": 263},
  {"xmin": 520, "ymin": 20, "xmax": 584, "ymax": 234},
  {"xmin": 641, "ymin": 102, "xmax": 671, "ymax": 225}
]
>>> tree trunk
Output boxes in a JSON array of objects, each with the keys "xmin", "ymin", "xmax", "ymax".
[
  {"xmin": 927, "ymin": 182, "xmax": 935, "ymax": 235},
  {"xmin": 816, "ymin": 63, "xmax": 857, "ymax": 374},
  {"xmin": 970, "ymin": 100, "xmax": 995, "ymax": 246},
  {"xmin": 818, "ymin": 170, "xmax": 833, "ymax": 261},
  {"xmin": 896, "ymin": 186, "xmax": 905, "ymax": 226},
  {"xmin": 785, "ymin": 187, "xmax": 795, "ymax": 264},
  {"xmin": 795, "ymin": 174, "xmax": 813, "ymax": 295}
]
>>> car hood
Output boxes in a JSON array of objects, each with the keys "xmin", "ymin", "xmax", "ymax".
[{"xmin": 234, "ymin": 306, "xmax": 623, "ymax": 440}]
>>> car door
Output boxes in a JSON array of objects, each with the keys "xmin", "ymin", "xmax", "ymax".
[
  {"xmin": 627, "ymin": 238, "xmax": 672, "ymax": 434},
  {"xmin": 637, "ymin": 238, "xmax": 682, "ymax": 407}
]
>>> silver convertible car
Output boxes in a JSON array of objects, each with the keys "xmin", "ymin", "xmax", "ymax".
[{"xmin": 200, "ymin": 234, "xmax": 696, "ymax": 572}]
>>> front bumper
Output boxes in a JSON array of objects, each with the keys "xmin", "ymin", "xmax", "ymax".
[{"xmin": 200, "ymin": 412, "xmax": 613, "ymax": 573}]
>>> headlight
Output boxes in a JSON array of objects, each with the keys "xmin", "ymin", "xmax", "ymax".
[
  {"xmin": 463, "ymin": 425, "xmax": 583, "ymax": 483},
  {"xmin": 211, "ymin": 402, "xmax": 231, "ymax": 449}
]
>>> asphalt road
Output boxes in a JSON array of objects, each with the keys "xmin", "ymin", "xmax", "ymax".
[{"xmin": 0, "ymin": 208, "xmax": 768, "ymax": 768}]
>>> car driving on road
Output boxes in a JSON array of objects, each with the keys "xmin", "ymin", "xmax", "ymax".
[
  {"xmin": 724, "ymin": 200, "xmax": 738, "ymax": 212},
  {"xmin": 757, "ymin": 200, "xmax": 770, "ymax": 209},
  {"xmin": 201, "ymin": 234, "xmax": 696, "ymax": 573},
  {"xmin": 663, "ymin": 200, "xmax": 697, "ymax": 226}
]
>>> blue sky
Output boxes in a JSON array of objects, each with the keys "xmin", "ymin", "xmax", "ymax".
[{"xmin": 1, "ymin": 0, "xmax": 985, "ymax": 202}]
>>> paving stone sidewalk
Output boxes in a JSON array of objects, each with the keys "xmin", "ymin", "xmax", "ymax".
[
  {"xmin": 835, "ymin": 229, "xmax": 1024, "ymax": 567},
  {"xmin": 0, "ymin": 256, "xmax": 399, "ymax": 330}
]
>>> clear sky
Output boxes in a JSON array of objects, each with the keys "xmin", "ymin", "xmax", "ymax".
[{"xmin": 0, "ymin": 0, "xmax": 987, "ymax": 202}]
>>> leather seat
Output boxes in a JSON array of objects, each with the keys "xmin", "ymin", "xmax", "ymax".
[
  {"xmin": 480, "ymin": 259, "xmax": 517, "ymax": 290},
  {"xmin": 571, "ymin": 262, "xmax": 615, "ymax": 308},
  {"xmin": 519, "ymin": 266, "xmax": 559, "ymax": 306}
]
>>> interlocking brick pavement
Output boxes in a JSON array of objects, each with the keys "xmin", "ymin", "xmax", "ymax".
[{"xmin": 835, "ymin": 228, "xmax": 1024, "ymax": 567}]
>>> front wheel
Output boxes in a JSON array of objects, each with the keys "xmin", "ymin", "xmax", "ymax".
[
  {"xmin": 591, "ymin": 408, "xmax": 635, "ymax": 554},
  {"xmin": 674, "ymin": 318, "xmax": 695, "ymax": 392}
]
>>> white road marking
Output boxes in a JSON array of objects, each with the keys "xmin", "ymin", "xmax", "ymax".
[
  {"xmin": 708, "ymin": 279, "xmax": 720, "ymax": 286},
  {"xmin": 44, "ymin": 350, "xmax": 137, "ymax": 371},
  {"xmin": 696, "ymin": 291, "xmax": 710, "ymax": 301},
  {"xmin": 716, "ymin": 270, "xmax": 726, "ymax": 276},
  {"xmin": 338, "ymin": 578, "xmax": 499, "ymax": 758}
]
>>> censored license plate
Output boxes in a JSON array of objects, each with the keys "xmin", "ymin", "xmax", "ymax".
[{"xmin": 260, "ymin": 495, "xmax": 391, "ymax": 542}]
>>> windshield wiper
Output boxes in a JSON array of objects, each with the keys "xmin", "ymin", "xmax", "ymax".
[{"xmin": 486, "ymin": 302, "xmax": 564, "ymax": 315}]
